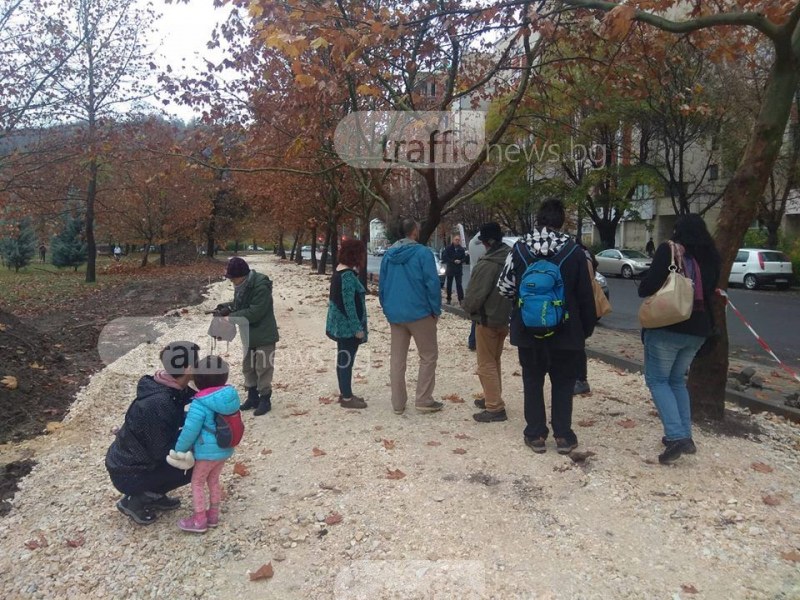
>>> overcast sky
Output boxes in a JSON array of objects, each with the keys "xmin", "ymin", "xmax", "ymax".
[{"xmin": 149, "ymin": 0, "xmax": 232, "ymax": 121}]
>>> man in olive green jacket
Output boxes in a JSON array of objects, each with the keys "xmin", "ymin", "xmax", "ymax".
[
  {"xmin": 217, "ymin": 257, "xmax": 279, "ymax": 416},
  {"xmin": 461, "ymin": 223, "xmax": 512, "ymax": 423}
]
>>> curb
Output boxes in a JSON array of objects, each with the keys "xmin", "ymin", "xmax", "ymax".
[{"xmin": 442, "ymin": 304, "xmax": 800, "ymax": 423}]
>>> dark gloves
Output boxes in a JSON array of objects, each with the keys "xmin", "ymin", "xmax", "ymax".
[{"xmin": 214, "ymin": 304, "xmax": 232, "ymax": 317}]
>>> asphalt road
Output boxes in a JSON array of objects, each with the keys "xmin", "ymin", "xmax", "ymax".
[
  {"xmin": 601, "ymin": 277, "xmax": 800, "ymax": 370},
  {"xmin": 368, "ymin": 253, "xmax": 800, "ymax": 371}
]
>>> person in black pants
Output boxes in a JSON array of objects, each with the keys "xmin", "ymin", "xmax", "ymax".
[
  {"xmin": 326, "ymin": 239, "xmax": 369, "ymax": 409},
  {"xmin": 441, "ymin": 235, "xmax": 466, "ymax": 305},
  {"xmin": 106, "ymin": 340, "xmax": 199, "ymax": 525},
  {"xmin": 497, "ymin": 200, "xmax": 596, "ymax": 455}
]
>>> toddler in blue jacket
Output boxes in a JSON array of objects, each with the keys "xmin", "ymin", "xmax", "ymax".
[{"xmin": 173, "ymin": 355, "xmax": 241, "ymax": 533}]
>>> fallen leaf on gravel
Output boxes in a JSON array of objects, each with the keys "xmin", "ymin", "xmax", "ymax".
[
  {"xmin": 780, "ymin": 550, "xmax": 800, "ymax": 563},
  {"xmin": 426, "ymin": 441, "xmax": 442, "ymax": 446},
  {"xmin": 24, "ymin": 533, "xmax": 47, "ymax": 550},
  {"xmin": 325, "ymin": 512, "xmax": 343, "ymax": 525},
  {"xmin": 472, "ymin": 392, "xmax": 484, "ymax": 399},
  {"xmin": 762, "ymin": 495, "xmax": 782, "ymax": 506},
  {"xmin": 374, "ymin": 425, "xmax": 383, "ymax": 431},
  {"xmin": 312, "ymin": 447, "xmax": 327, "ymax": 457},
  {"xmin": 273, "ymin": 383, "xmax": 290, "ymax": 390},
  {"xmin": 383, "ymin": 439, "xmax": 395, "ymax": 450},
  {"xmin": 233, "ymin": 462, "xmax": 250, "ymax": 477},
  {"xmin": 569, "ymin": 451, "xmax": 596, "ymax": 463},
  {"xmin": 439, "ymin": 430, "xmax": 450, "ymax": 435},
  {"xmin": 65, "ymin": 534, "xmax": 85, "ymax": 548},
  {"xmin": 453, "ymin": 448, "xmax": 467, "ymax": 455},
  {"xmin": 318, "ymin": 396, "xmax": 335, "ymax": 404},
  {"xmin": 442, "ymin": 394, "xmax": 464, "ymax": 403},
  {"xmin": 261, "ymin": 449, "xmax": 272, "ymax": 455},
  {"xmin": 681, "ymin": 584, "xmax": 698, "ymax": 594},
  {"xmin": 454, "ymin": 433, "xmax": 472, "ymax": 440},
  {"xmin": 617, "ymin": 419, "xmax": 636, "ymax": 429},
  {"xmin": 249, "ymin": 562, "xmax": 274, "ymax": 581},
  {"xmin": 290, "ymin": 410, "xmax": 309, "ymax": 416},
  {"xmin": 386, "ymin": 468, "xmax": 406, "ymax": 480},
  {"xmin": 512, "ymin": 371, "xmax": 521, "ymax": 376},
  {"xmin": 0, "ymin": 323, "xmax": 6, "ymax": 331},
  {"xmin": 315, "ymin": 368, "xmax": 327, "ymax": 373},
  {"xmin": 751, "ymin": 462, "xmax": 774, "ymax": 473},
  {"xmin": 1, "ymin": 375, "xmax": 18, "ymax": 390},
  {"xmin": 577, "ymin": 419, "xmax": 596, "ymax": 427},
  {"xmin": 29, "ymin": 362, "xmax": 44, "ymax": 370}
]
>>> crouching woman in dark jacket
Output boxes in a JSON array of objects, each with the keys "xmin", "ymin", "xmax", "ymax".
[{"xmin": 106, "ymin": 341, "xmax": 199, "ymax": 525}]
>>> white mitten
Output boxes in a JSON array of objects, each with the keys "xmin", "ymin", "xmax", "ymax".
[{"xmin": 166, "ymin": 449, "xmax": 195, "ymax": 471}]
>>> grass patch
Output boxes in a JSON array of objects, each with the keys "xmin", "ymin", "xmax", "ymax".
[{"xmin": 0, "ymin": 255, "xmax": 224, "ymax": 315}]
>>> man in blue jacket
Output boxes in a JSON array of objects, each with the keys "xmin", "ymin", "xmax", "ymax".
[{"xmin": 379, "ymin": 218, "xmax": 443, "ymax": 414}]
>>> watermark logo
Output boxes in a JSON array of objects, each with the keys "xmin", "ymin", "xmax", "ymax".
[
  {"xmin": 334, "ymin": 560, "xmax": 485, "ymax": 599},
  {"xmin": 334, "ymin": 111, "xmax": 486, "ymax": 169}
]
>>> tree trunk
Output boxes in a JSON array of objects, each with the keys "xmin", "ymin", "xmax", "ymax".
[
  {"xmin": 140, "ymin": 240, "xmax": 151, "ymax": 268},
  {"xmin": 310, "ymin": 225, "xmax": 318, "ymax": 271},
  {"xmin": 295, "ymin": 231, "xmax": 304, "ymax": 265},
  {"xmin": 234, "ymin": 239, "xmax": 240, "ymax": 254},
  {"xmin": 766, "ymin": 222, "xmax": 780, "ymax": 249},
  {"xmin": 317, "ymin": 227, "xmax": 332, "ymax": 274},
  {"xmin": 85, "ymin": 157, "xmax": 97, "ymax": 283},
  {"xmin": 277, "ymin": 231, "xmax": 286, "ymax": 259},
  {"xmin": 159, "ymin": 244, "xmax": 166, "ymax": 266},
  {"xmin": 289, "ymin": 230, "xmax": 300, "ymax": 261},
  {"xmin": 687, "ymin": 54, "xmax": 799, "ymax": 420},
  {"xmin": 596, "ymin": 220, "xmax": 617, "ymax": 249},
  {"xmin": 359, "ymin": 218, "xmax": 370, "ymax": 287},
  {"xmin": 330, "ymin": 218, "xmax": 339, "ymax": 269}
]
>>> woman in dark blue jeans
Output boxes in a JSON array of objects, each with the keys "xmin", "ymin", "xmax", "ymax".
[
  {"xmin": 326, "ymin": 239, "xmax": 368, "ymax": 409},
  {"xmin": 638, "ymin": 215, "xmax": 720, "ymax": 465}
]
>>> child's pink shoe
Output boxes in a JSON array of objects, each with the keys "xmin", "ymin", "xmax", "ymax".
[
  {"xmin": 178, "ymin": 514, "xmax": 207, "ymax": 533},
  {"xmin": 206, "ymin": 508, "xmax": 219, "ymax": 528}
]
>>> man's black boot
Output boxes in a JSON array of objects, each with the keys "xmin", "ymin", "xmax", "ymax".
[
  {"xmin": 241, "ymin": 386, "xmax": 259, "ymax": 410},
  {"xmin": 254, "ymin": 392, "xmax": 272, "ymax": 416}
]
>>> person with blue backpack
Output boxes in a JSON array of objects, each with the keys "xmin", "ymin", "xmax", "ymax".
[{"xmin": 497, "ymin": 199, "xmax": 595, "ymax": 455}]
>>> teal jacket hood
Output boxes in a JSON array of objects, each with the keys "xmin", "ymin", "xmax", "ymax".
[{"xmin": 379, "ymin": 240, "xmax": 442, "ymax": 324}]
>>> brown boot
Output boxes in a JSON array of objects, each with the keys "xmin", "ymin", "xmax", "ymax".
[{"xmin": 339, "ymin": 395, "xmax": 367, "ymax": 409}]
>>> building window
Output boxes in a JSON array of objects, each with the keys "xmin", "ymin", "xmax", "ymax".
[
  {"xmin": 709, "ymin": 164, "xmax": 719, "ymax": 181},
  {"xmin": 429, "ymin": 82, "xmax": 436, "ymax": 96}
]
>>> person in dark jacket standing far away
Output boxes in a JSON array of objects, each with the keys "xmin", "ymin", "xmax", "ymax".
[
  {"xmin": 326, "ymin": 239, "xmax": 369, "ymax": 409},
  {"xmin": 379, "ymin": 218, "xmax": 443, "ymax": 415},
  {"xmin": 462, "ymin": 223, "xmax": 513, "ymax": 423},
  {"xmin": 498, "ymin": 199, "xmax": 595, "ymax": 455},
  {"xmin": 441, "ymin": 235, "xmax": 467, "ymax": 305},
  {"xmin": 106, "ymin": 341, "xmax": 200, "ymax": 525},
  {"xmin": 638, "ymin": 214, "xmax": 721, "ymax": 465},
  {"xmin": 216, "ymin": 257, "xmax": 279, "ymax": 416}
]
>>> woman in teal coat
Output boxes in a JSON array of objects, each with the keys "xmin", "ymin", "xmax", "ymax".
[{"xmin": 326, "ymin": 239, "xmax": 368, "ymax": 409}]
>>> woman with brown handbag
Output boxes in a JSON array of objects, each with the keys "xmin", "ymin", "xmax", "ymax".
[{"xmin": 638, "ymin": 215, "xmax": 721, "ymax": 465}]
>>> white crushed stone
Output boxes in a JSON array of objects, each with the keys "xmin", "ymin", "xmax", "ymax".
[{"xmin": 0, "ymin": 255, "xmax": 799, "ymax": 599}]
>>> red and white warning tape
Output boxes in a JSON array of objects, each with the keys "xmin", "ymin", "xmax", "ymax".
[{"xmin": 718, "ymin": 289, "xmax": 800, "ymax": 385}]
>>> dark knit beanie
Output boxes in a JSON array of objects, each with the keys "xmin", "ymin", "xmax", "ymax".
[{"xmin": 225, "ymin": 256, "xmax": 250, "ymax": 278}]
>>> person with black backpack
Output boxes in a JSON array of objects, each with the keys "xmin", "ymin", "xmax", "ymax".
[{"xmin": 497, "ymin": 199, "xmax": 595, "ymax": 455}]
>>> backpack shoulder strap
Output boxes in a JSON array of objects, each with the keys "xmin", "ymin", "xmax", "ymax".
[
  {"xmin": 514, "ymin": 242, "xmax": 535, "ymax": 267},
  {"xmin": 554, "ymin": 241, "xmax": 578, "ymax": 267}
]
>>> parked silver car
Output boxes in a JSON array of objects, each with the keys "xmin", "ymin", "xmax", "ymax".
[
  {"xmin": 596, "ymin": 248, "xmax": 651, "ymax": 279},
  {"xmin": 729, "ymin": 248, "xmax": 794, "ymax": 290}
]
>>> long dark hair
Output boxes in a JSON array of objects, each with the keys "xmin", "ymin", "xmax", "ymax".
[{"xmin": 671, "ymin": 214, "xmax": 720, "ymax": 267}]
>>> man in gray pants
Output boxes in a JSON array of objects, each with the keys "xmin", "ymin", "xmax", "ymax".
[{"xmin": 216, "ymin": 257, "xmax": 279, "ymax": 416}]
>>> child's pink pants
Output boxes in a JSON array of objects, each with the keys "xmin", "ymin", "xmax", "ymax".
[{"xmin": 191, "ymin": 459, "xmax": 226, "ymax": 514}]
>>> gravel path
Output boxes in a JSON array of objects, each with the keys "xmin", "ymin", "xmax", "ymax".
[{"xmin": 1, "ymin": 255, "xmax": 799, "ymax": 599}]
